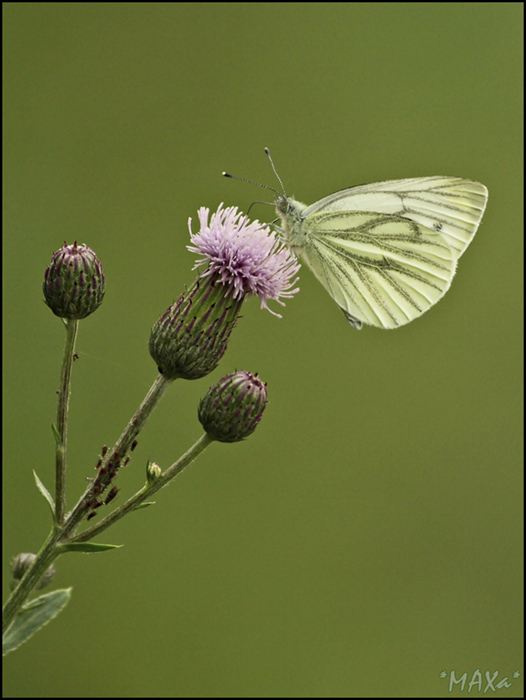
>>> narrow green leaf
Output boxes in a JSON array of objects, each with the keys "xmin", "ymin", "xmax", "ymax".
[
  {"xmin": 33, "ymin": 470, "xmax": 56, "ymax": 522},
  {"xmin": 134, "ymin": 501, "xmax": 155, "ymax": 510},
  {"xmin": 50, "ymin": 422, "xmax": 61, "ymax": 445},
  {"xmin": 2, "ymin": 588, "xmax": 72, "ymax": 656},
  {"xmin": 58, "ymin": 542, "xmax": 123, "ymax": 553}
]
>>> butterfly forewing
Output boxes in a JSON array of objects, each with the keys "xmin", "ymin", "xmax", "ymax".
[{"xmin": 303, "ymin": 177, "xmax": 488, "ymax": 260}]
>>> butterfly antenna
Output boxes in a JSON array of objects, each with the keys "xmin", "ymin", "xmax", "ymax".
[
  {"xmin": 264, "ymin": 147, "xmax": 287, "ymax": 196},
  {"xmin": 222, "ymin": 171, "xmax": 279, "ymax": 196}
]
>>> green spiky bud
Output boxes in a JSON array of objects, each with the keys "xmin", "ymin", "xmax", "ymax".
[
  {"xmin": 149, "ymin": 274, "xmax": 242, "ymax": 380},
  {"xmin": 146, "ymin": 460, "xmax": 162, "ymax": 484},
  {"xmin": 198, "ymin": 370, "xmax": 268, "ymax": 442},
  {"xmin": 10, "ymin": 553, "xmax": 56, "ymax": 590},
  {"xmin": 43, "ymin": 242, "xmax": 105, "ymax": 319}
]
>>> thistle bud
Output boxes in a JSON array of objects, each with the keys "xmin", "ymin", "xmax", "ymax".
[
  {"xmin": 198, "ymin": 371, "xmax": 268, "ymax": 442},
  {"xmin": 10, "ymin": 553, "xmax": 56, "ymax": 590},
  {"xmin": 149, "ymin": 274, "xmax": 242, "ymax": 380},
  {"xmin": 43, "ymin": 242, "xmax": 105, "ymax": 319},
  {"xmin": 146, "ymin": 460, "xmax": 162, "ymax": 484}
]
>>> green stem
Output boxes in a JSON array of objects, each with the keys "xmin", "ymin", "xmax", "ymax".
[
  {"xmin": 55, "ymin": 319, "xmax": 79, "ymax": 524},
  {"xmin": 3, "ymin": 371, "xmax": 174, "ymax": 632},
  {"xmin": 2, "ymin": 433, "xmax": 213, "ymax": 632},
  {"xmin": 62, "ymin": 372, "xmax": 174, "ymax": 539},
  {"xmin": 70, "ymin": 433, "xmax": 214, "ymax": 543},
  {"xmin": 2, "ymin": 528, "xmax": 61, "ymax": 634}
]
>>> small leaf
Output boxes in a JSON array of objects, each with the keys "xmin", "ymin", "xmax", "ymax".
[
  {"xmin": 50, "ymin": 422, "xmax": 61, "ymax": 446},
  {"xmin": 58, "ymin": 542, "xmax": 123, "ymax": 553},
  {"xmin": 2, "ymin": 588, "xmax": 72, "ymax": 656},
  {"xmin": 33, "ymin": 471, "xmax": 56, "ymax": 522},
  {"xmin": 134, "ymin": 501, "xmax": 155, "ymax": 510}
]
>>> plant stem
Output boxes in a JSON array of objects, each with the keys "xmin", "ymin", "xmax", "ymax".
[
  {"xmin": 3, "ymin": 432, "xmax": 213, "ymax": 631},
  {"xmin": 62, "ymin": 372, "xmax": 174, "ymax": 539},
  {"xmin": 2, "ymin": 528, "xmax": 61, "ymax": 634},
  {"xmin": 55, "ymin": 319, "xmax": 79, "ymax": 524},
  {"xmin": 3, "ymin": 371, "xmax": 175, "ymax": 632},
  {"xmin": 70, "ymin": 432, "xmax": 214, "ymax": 543}
]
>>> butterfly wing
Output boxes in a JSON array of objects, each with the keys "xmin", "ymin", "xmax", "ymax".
[
  {"xmin": 285, "ymin": 177, "xmax": 488, "ymax": 329},
  {"xmin": 297, "ymin": 209, "xmax": 458, "ymax": 329},
  {"xmin": 303, "ymin": 177, "xmax": 488, "ymax": 260}
]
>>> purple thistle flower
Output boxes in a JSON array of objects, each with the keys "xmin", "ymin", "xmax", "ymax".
[{"xmin": 187, "ymin": 204, "xmax": 300, "ymax": 317}]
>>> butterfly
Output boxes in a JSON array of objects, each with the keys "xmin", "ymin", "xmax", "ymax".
[{"xmin": 227, "ymin": 150, "xmax": 488, "ymax": 329}]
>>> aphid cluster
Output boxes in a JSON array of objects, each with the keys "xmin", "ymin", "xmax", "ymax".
[{"xmin": 85, "ymin": 438, "xmax": 138, "ymax": 521}]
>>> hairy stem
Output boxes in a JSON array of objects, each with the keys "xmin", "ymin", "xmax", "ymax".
[
  {"xmin": 3, "ymin": 371, "xmax": 175, "ymax": 632},
  {"xmin": 62, "ymin": 372, "xmax": 174, "ymax": 538},
  {"xmin": 70, "ymin": 432, "xmax": 214, "ymax": 543},
  {"xmin": 2, "ymin": 528, "xmax": 61, "ymax": 634},
  {"xmin": 55, "ymin": 319, "xmax": 79, "ymax": 524}
]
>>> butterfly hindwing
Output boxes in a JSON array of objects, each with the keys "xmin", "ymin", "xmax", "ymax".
[{"xmin": 297, "ymin": 209, "xmax": 456, "ymax": 329}]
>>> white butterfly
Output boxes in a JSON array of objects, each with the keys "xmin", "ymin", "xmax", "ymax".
[{"xmin": 225, "ymin": 152, "xmax": 488, "ymax": 329}]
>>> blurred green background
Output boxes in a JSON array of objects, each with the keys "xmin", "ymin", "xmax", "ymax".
[{"xmin": 3, "ymin": 3, "xmax": 523, "ymax": 697}]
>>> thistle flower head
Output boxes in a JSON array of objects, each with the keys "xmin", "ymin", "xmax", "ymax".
[
  {"xmin": 187, "ymin": 204, "xmax": 300, "ymax": 317},
  {"xmin": 198, "ymin": 370, "xmax": 268, "ymax": 442},
  {"xmin": 149, "ymin": 273, "xmax": 242, "ymax": 380},
  {"xmin": 150, "ymin": 205, "xmax": 300, "ymax": 380},
  {"xmin": 43, "ymin": 242, "xmax": 105, "ymax": 320}
]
